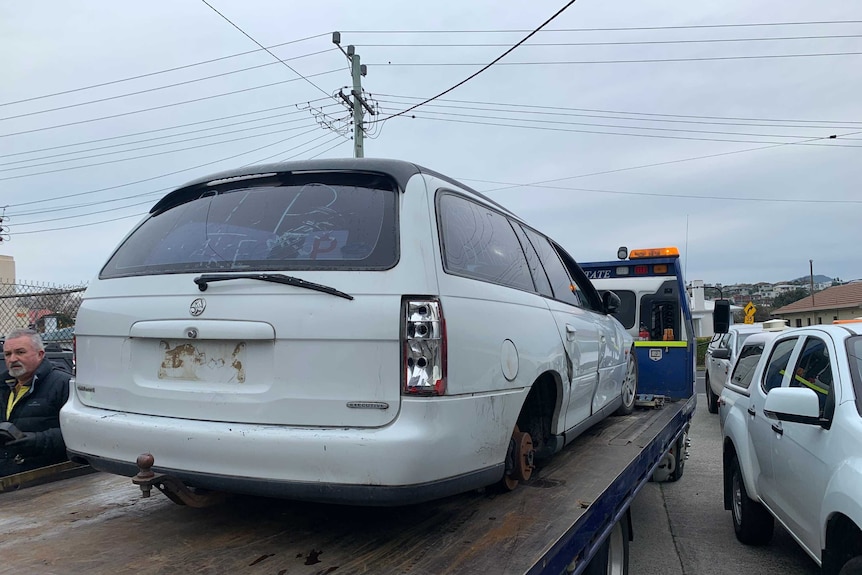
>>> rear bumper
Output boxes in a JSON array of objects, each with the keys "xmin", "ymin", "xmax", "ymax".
[{"xmin": 60, "ymin": 388, "xmax": 527, "ymax": 505}]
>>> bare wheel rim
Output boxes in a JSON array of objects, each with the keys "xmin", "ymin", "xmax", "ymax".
[{"xmin": 503, "ymin": 425, "xmax": 534, "ymax": 490}]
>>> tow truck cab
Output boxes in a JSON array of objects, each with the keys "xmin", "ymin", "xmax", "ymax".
[{"xmin": 579, "ymin": 246, "xmax": 696, "ymax": 401}]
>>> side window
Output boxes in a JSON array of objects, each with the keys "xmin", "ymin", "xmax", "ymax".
[
  {"xmin": 519, "ymin": 226, "xmax": 581, "ymax": 306},
  {"xmin": 730, "ymin": 343, "xmax": 765, "ymax": 389},
  {"xmin": 789, "ymin": 337, "xmax": 832, "ymax": 415},
  {"xmin": 718, "ymin": 333, "xmax": 731, "ymax": 350},
  {"xmin": 761, "ymin": 338, "xmax": 798, "ymax": 393},
  {"xmin": 437, "ymin": 193, "xmax": 534, "ymax": 292},
  {"xmin": 511, "ymin": 224, "xmax": 553, "ymax": 298}
]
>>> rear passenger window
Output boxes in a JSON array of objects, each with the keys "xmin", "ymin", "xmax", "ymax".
[
  {"xmin": 437, "ymin": 193, "xmax": 534, "ymax": 292},
  {"xmin": 762, "ymin": 338, "xmax": 798, "ymax": 393},
  {"xmin": 729, "ymin": 344, "xmax": 764, "ymax": 389},
  {"xmin": 519, "ymin": 226, "xmax": 581, "ymax": 307},
  {"xmin": 512, "ymin": 224, "xmax": 553, "ymax": 298}
]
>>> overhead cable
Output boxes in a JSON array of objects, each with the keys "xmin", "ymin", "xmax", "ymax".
[
  {"xmin": 376, "ymin": 93, "xmax": 862, "ymax": 125},
  {"xmin": 0, "ymin": 124, "xmax": 326, "ymax": 181},
  {"xmin": 200, "ymin": 0, "xmax": 333, "ymax": 98},
  {"xmin": 0, "ymin": 100, "xmax": 336, "ymax": 159},
  {"xmin": 375, "ymin": 99, "xmax": 862, "ymax": 133},
  {"xmin": 13, "ymin": 133, "xmax": 351, "ymax": 234},
  {"xmin": 371, "ymin": 51, "xmax": 862, "ymax": 66},
  {"xmin": 0, "ymin": 32, "xmax": 331, "ymax": 107},
  {"xmin": 379, "ymin": 0, "xmax": 580, "ymax": 122},
  {"xmin": 405, "ymin": 115, "xmax": 862, "ymax": 147},
  {"xmin": 341, "ymin": 20, "xmax": 862, "ymax": 33},
  {"xmin": 461, "ymin": 130, "xmax": 862, "ymax": 193},
  {"xmin": 0, "ymin": 49, "xmax": 336, "ymax": 122},
  {"xmin": 0, "ymin": 69, "xmax": 342, "ymax": 138},
  {"xmin": 357, "ymin": 33, "xmax": 862, "ymax": 47}
]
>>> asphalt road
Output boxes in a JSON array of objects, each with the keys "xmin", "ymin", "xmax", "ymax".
[{"xmin": 628, "ymin": 370, "xmax": 819, "ymax": 575}]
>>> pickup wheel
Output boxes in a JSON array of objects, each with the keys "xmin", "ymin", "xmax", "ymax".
[
  {"xmin": 705, "ymin": 375, "xmax": 719, "ymax": 414},
  {"xmin": 615, "ymin": 349, "xmax": 637, "ymax": 416},
  {"xmin": 838, "ymin": 556, "xmax": 862, "ymax": 575},
  {"xmin": 583, "ymin": 513, "xmax": 630, "ymax": 575},
  {"xmin": 730, "ymin": 455, "xmax": 774, "ymax": 545}
]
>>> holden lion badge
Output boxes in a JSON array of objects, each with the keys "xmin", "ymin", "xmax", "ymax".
[{"xmin": 189, "ymin": 298, "xmax": 206, "ymax": 317}]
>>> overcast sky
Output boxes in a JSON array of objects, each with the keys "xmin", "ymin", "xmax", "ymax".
[{"xmin": 1, "ymin": 0, "xmax": 860, "ymax": 288}]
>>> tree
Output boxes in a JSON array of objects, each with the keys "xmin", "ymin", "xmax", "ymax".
[{"xmin": 773, "ymin": 288, "xmax": 810, "ymax": 309}]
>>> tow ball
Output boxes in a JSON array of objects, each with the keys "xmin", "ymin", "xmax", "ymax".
[{"xmin": 132, "ymin": 453, "xmax": 226, "ymax": 508}]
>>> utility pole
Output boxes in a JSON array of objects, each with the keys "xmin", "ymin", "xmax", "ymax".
[
  {"xmin": 333, "ymin": 32, "xmax": 375, "ymax": 158},
  {"xmin": 810, "ymin": 259, "xmax": 816, "ymax": 306}
]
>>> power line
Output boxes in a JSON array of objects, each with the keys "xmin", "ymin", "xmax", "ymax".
[
  {"xmin": 0, "ymin": 116, "xmax": 323, "ymax": 170},
  {"xmin": 341, "ymin": 20, "xmax": 862, "ymax": 33},
  {"xmin": 4, "ymin": 127, "xmax": 331, "ymax": 209},
  {"xmin": 13, "ymin": 133, "xmax": 352, "ymax": 235},
  {"xmin": 305, "ymin": 136, "xmax": 351, "ymax": 160},
  {"xmin": 13, "ymin": 132, "xmax": 344, "ymax": 226},
  {"xmin": 357, "ymin": 33, "xmax": 862, "ymax": 47},
  {"xmin": 466, "ymin": 179, "xmax": 862, "ymax": 204},
  {"xmin": 375, "ymin": 99, "xmax": 862, "ymax": 134},
  {"xmin": 376, "ymin": 93, "xmax": 862, "ymax": 126},
  {"xmin": 0, "ymin": 100, "xmax": 336, "ymax": 159},
  {"xmin": 403, "ymin": 114, "xmax": 862, "ymax": 147},
  {"xmin": 0, "ymin": 33, "xmax": 331, "ymax": 108},
  {"xmin": 200, "ymin": 0, "xmax": 332, "ymax": 99},
  {"xmin": 472, "ymin": 179, "xmax": 862, "ymax": 204},
  {"xmin": 458, "ymin": 130, "xmax": 862, "ymax": 194},
  {"xmin": 0, "ymin": 49, "xmax": 336, "ymax": 122},
  {"xmin": 380, "ymin": 0, "xmax": 580, "ymax": 122},
  {"xmin": 10, "ymin": 130, "xmax": 345, "ymax": 218},
  {"xmin": 370, "ymin": 51, "xmax": 862, "ymax": 66},
  {"xmin": 0, "ymin": 69, "xmax": 342, "ymax": 139},
  {"xmin": 0, "ymin": 124, "xmax": 329, "ymax": 181}
]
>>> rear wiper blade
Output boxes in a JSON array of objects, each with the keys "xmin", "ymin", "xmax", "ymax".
[{"xmin": 193, "ymin": 273, "xmax": 354, "ymax": 300}]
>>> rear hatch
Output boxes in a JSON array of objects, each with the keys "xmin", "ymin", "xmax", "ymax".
[{"xmin": 75, "ymin": 169, "xmax": 425, "ymax": 428}]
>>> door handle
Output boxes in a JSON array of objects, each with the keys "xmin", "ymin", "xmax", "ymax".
[
  {"xmin": 747, "ymin": 405, "xmax": 756, "ymax": 417},
  {"xmin": 771, "ymin": 423, "xmax": 783, "ymax": 435},
  {"xmin": 565, "ymin": 324, "xmax": 577, "ymax": 341}
]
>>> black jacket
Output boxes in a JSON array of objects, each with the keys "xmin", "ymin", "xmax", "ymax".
[{"xmin": 1, "ymin": 358, "xmax": 71, "ymax": 476}]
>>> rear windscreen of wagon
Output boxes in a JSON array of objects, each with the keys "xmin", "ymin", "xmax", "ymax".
[{"xmin": 101, "ymin": 172, "xmax": 399, "ymax": 278}]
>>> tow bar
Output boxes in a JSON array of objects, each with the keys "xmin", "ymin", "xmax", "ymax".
[{"xmin": 132, "ymin": 453, "xmax": 226, "ymax": 508}]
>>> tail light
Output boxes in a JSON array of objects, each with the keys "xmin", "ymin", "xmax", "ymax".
[
  {"xmin": 72, "ymin": 335, "xmax": 77, "ymax": 375},
  {"xmin": 402, "ymin": 298, "xmax": 446, "ymax": 395}
]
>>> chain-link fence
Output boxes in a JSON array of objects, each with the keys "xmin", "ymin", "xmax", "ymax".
[{"xmin": 0, "ymin": 281, "xmax": 87, "ymax": 348}]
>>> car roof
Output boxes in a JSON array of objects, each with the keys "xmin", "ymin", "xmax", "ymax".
[
  {"xmin": 742, "ymin": 323, "xmax": 862, "ymax": 347},
  {"xmin": 738, "ymin": 330, "xmax": 784, "ymax": 348},
  {"xmin": 728, "ymin": 323, "xmax": 767, "ymax": 334}
]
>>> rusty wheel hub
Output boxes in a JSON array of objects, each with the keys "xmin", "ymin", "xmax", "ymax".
[{"xmin": 503, "ymin": 425, "xmax": 535, "ymax": 490}]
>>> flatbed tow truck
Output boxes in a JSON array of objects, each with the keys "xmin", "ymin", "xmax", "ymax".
[{"xmin": 1, "ymin": 246, "xmax": 711, "ymax": 575}]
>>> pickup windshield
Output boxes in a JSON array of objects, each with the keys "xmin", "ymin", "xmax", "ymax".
[{"xmin": 101, "ymin": 172, "xmax": 399, "ymax": 278}]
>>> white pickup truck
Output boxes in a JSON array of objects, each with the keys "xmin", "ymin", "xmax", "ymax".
[{"xmin": 719, "ymin": 322, "xmax": 862, "ymax": 575}]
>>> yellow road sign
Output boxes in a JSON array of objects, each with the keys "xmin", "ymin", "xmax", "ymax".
[{"xmin": 744, "ymin": 302, "xmax": 756, "ymax": 315}]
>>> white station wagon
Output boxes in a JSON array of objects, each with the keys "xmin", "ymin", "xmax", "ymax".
[{"xmin": 61, "ymin": 158, "xmax": 636, "ymax": 505}]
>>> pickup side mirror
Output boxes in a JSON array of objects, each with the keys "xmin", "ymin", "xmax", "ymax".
[
  {"xmin": 763, "ymin": 387, "xmax": 821, "ymax": 426},
  {"xmin": 711, "ymin": 348, "xmax": 731, "ymax": 360},
  {"xmin": 602, "ymin": 290, "xmax": 621, "ymax": 314},
  {"xmin": 713, "ymin": 299, "xmax": 731, "ymax": 333}
]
